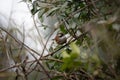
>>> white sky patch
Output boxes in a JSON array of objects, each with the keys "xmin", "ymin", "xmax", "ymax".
[
  {"xmin": 0, "ymin": 0, "xmax": 48, "ymax": 58},
  {"xmin": 0, "ymin": 0, "xmax": 57, "ymax": 58},
  {"xmin": 0, "ymin": 0, "xmax": 34, "ymax": 29}
]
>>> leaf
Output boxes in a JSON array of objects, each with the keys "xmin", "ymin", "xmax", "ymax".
[
  {"xmin": 31, "ymin": 1, "xmax": 39, "ymax": 15},
  {"xmin": 61, "ymin": 42, "xmax": 81, "ymax": 71},
  {"xmin": 38, "ymin": 9, "xmax": 45, "ymax": 18},
  {"xmin": 62, "ymin": 51, "xmax": 70, "ymax": 58},
  {"xmin": 46, "ymin": 7, "xmax": 59, "ymax": 16},
  {"xmin": 60, "ymin": 24, "xmax": 67, "ymax": 34},
  {"xmin": 61, "ymin": 58, "xmax": 72, "ymax": 71},
  {"xmin": 70, "ymin": 42, "xmax": 80, "ymax": 55}
]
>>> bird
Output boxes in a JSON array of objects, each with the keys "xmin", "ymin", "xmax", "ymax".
[{"xmin": 55, "ymin": 33, "xmax": 67, "ymax": 45}]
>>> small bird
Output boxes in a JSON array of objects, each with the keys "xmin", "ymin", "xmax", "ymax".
[{"xmin": 55, "ymin": 33, "xmax": 67, "ymax": 45}]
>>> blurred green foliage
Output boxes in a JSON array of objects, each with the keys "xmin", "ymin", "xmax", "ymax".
[{"xmin": 28, "ymin": 0, "xmax": 120, "ymax": 79}]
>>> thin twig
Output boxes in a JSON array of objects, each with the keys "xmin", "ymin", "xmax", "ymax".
[
  {"xmin": 0, "ymin": 27, "xmax": 41, "ymax": 56},
  {"xmin": 26, "ymin": 2, "xmax": 49, "ymax": 53},
  {"xmin": 44, "ymin": 31, "xmax": 88, "ymax": 57}
]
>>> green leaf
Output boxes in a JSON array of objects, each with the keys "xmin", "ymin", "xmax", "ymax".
[
  {"xmin": 70, "ymin": 42, "xmax": 80, "ymax": 55},
  {"xmin": 62, "ymin": 51, "xmax": 70, "ymax": 58},
  {"xmin": 46, "ymin": 7, "xmax": 59, "ymax": 16},
  {"xmin": 61, "ymin": 42, "xmax": 81, "ymax": 71},
  {"xmin": 31, "ymin": 1, "xmax": 39, "ymax": 15},
  {"xmin": 38, "ymin": 9, "xmax": 45, "ymax": 18},
  {"xmin": 60, "ymin": 24, "xmax": 67, "ymax": 34}
]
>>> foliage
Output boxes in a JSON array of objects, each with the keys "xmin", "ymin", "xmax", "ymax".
[
  {"xmin": 23, "ymin": 0, "xmax": 120, "ymax": 79},
  {"xmin": 26, "ymin": 0, "xmax": 120, "ymax": 79},
  {"xmin": 0, "ymin": 0, "xmax": 120, "ymax": 80}
]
